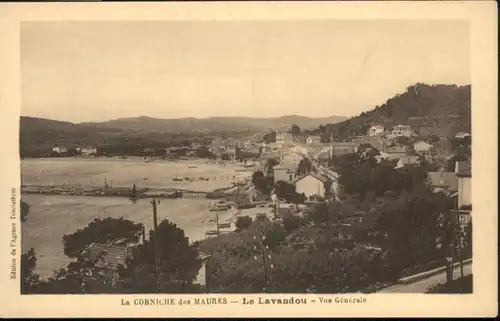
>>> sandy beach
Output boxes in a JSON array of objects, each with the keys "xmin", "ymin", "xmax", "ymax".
[{"xmin": 22, "ymin": 158, "xmax": 252, "ymax": 192}]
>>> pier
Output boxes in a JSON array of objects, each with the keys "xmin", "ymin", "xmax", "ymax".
[{"xmin": 20, "ymin": 184, "xmax": 225, "ymax": 200}]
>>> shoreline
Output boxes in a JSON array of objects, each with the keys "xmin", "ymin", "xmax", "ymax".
[
  {"xmin": 21, "ymin": 156, "xmax": 248, "ymax": 166},
  {"xmin": 20, "ymin": 185, "xmax": 234, "ymax": 199}
]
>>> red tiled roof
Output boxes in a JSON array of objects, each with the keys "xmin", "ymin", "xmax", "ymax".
[
  {"xmin": 88, "ymin": 243, "xmax": 130, "ymax": 270},
  {"xmin": 427, "ymin": 172, "xmax": 459, "ymax": 191},
  {"xmin": 291, "ymin": 172, "xmax": 329, "ymax": 185}
]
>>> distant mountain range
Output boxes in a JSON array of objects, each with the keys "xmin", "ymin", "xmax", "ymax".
[
  {"xmin": 20, "ymin": 83, "xmax": 471, "ymax": 155},
  {"xmin": 79, "ymin": 114, "xmax": 347, "ymax": 133},
  {"xmin": 19, "ymin": 114, "xmax": 346, "ymax": 155}
]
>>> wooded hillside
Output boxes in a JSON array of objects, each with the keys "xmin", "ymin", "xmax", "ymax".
[{"xmin": 313, "ymin": 84, "xmax": 471, "ymax": 140}]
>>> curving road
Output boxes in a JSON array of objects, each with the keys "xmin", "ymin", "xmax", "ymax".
[{"xmin": 378, "ymin": 263, "xmax": 473, "ymax": 293}]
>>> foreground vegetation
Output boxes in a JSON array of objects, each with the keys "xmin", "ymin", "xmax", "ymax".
[{"xmin": 426, "ymin": 275, "xmax": 473, "ymax": 294}]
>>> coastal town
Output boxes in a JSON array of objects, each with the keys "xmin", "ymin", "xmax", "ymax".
[
  {"xmin": 20, "ymin": 111, "xmax": 473, "ymax": 294},
  {"xmin": 18, "ymin": 19, "xmax": 473, "ymax": 296}
]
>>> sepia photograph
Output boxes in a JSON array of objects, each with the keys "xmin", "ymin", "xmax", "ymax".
[
  {"xmin": 19, "ymin": 19, "xmax": 474, "ymax": 295},
  {"xmin": 0, "ymin": 1, "xmax": 497, "ymax": 318}
]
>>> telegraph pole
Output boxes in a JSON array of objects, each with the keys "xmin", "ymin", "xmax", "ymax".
[
  {"xmin": 449, "ymin": 206, "xmax": 456, "ymax": 283},
  {"xmin": 254, "ymin": 224, "xmax": 274, "ymax": 292},
  {"xmin": 216, "ymin": 212, "xmax": 220, "ymax": 236},
  {"xmin": 455, "ymin": 205, "xmax": 465, "ymax": 279},
  {"xmin": 151, "ymin": 199, "xmax": 161, "ymax": 292}
]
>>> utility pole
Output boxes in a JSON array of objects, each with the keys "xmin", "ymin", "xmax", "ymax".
[
  {"xmin": 216, "ymin": 212, "xmax": 220, "ymax": 236},
  {"xmin": 449, "ymin": 207, "xmax": 456, "ymax": 283},
  {"xmin": 455, "ymin": 205, "xmax": 464, "ymax": 279},
  {"xmin": 253, "ymin": 224, "xmax": 273, "ymax": 292},
  {"xmin": 150, "ymin": 199, "xmax": 161, "ymax": 292}
]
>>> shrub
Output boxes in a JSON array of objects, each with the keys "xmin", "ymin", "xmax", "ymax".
[{"xmin": 235, "ymin": 216, "xmax": 252, "ymax": 232}]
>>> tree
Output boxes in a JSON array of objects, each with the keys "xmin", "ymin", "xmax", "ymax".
[
  {"xmin": 21, "ymin": 200, "xmax": 30, "ymax": 222},
  {"xmin": 323, "ymin": 179, "xmax": 333, "ymax": 199},
  {"xmin": 252, "ymin": 170, "xmax": 273, "ymax": 195},
  {"xmin": 296, "ymin": 157, "xmax": 312, "ymax": 176},
  {"xmin": 274, "ymin": 180, "xmax": 295, "ymax": 199},
  {"xmin": 263, "ymin": 131, "xmax": 276, "ymax": 144},
  {"xmin": 375, "ymin": 191, "xmax": 454, "ymax": 274},
  {"xmin": 463, "ymin": 220, "xmax": 472, "ymax": 258},
  {"xmin": 21, "ymin": 248, "xmax": 41, "ymax": 294},
  {"xmin": 122, "ymin": 219, "xmax": 201, "ymax": 292},
  {"xmin": 235, "ymin": 216, "xmax": 253, "ymax": 232},
  {"xmin": 196, "ymin": 146, "xmax": 214, "ymax": 159},
  {"xmin": 282, "ymin": 216, "xmax": 305, "ymax": 233},
  {"xmin": 266, "ymin": 158, "xmax": 278, "ymax": 170},
  {"xmin": 62, "ymin": 217, "xmax": 144, "ymax": 259},
  {"xmin": 36, "ymin": 250, "xmax": 124, "ymax": 294},
  {"xmin": 291, "ymin": 124, "xmax": 301, "ymax": 136},
  {"xmin": 308, "ymin": 201, "xmax": 336, "ymax": 226}
]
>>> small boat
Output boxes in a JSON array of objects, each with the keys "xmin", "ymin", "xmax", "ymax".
[
  {"xmin": 218, "ymin": 222, "xmax": 232, "ymax": 229},
  {"xmin": 172, "ymin": 172, "xmax": 183, "ymax": 182},
  {"xmin": 188, "ymin": 165, "xmax": 198, "ymax": 169},
  {"xmin": 209, "ymin": 201, "xmax": 231, "ymax": 211}
]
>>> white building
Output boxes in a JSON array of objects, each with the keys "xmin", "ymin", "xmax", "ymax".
[
  {"xmin": 194, "ymin": 253, "xmax": 212, "ymax": 287},
  {"xmin": 292, "ymin": 172, "xmax": 331, "ymax": 200},
  {"xmin": 368, "ymin": 125, "xmax": 385, "ymax": 137},
  {"xmin": 272, "ymin": 164, "xmax": 295, "ymax": 183},
  {"xmin": 52, "ymin": 145, "xmax": 68, "ymax": 154},
  {"xmin": 391, "ymin": 124, "xmax": 412, "ymax": 137},
  {"xmin": 413, "ymin": 141, "xmax": 433, "ymax": 155},
  {"xmin": 306, "ymin": 136, "xmax": 322, "ymax": 146},
  {"xmin": 455, "ymin": 132, "xmax": 471, "ymax": 140},
  {"xmin": 81, "ymin": 147, "xmax": 98, "ymax": 156},
  {"xmin": 455, "ymin": 160, "xmax": 471, "ymax": 209}
]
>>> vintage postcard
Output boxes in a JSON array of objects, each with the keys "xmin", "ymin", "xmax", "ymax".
[{"xmin": 0, "ymin": 1, "xmax": 497, "ymax": 318}]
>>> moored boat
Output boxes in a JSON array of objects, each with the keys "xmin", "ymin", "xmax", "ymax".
[{"xmin": 209, "ymin": 200, "xmax": 231, "ymax": 211}]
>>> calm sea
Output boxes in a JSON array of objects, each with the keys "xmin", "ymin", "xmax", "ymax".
[{"xmin": 21, "ymin": 194, "xmax": 219, "ymax": 279}]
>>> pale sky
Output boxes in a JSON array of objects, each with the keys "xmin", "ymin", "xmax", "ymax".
[{"xmin": 21, "ymin": 20, "xmax": 470, "ymax": 123}]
